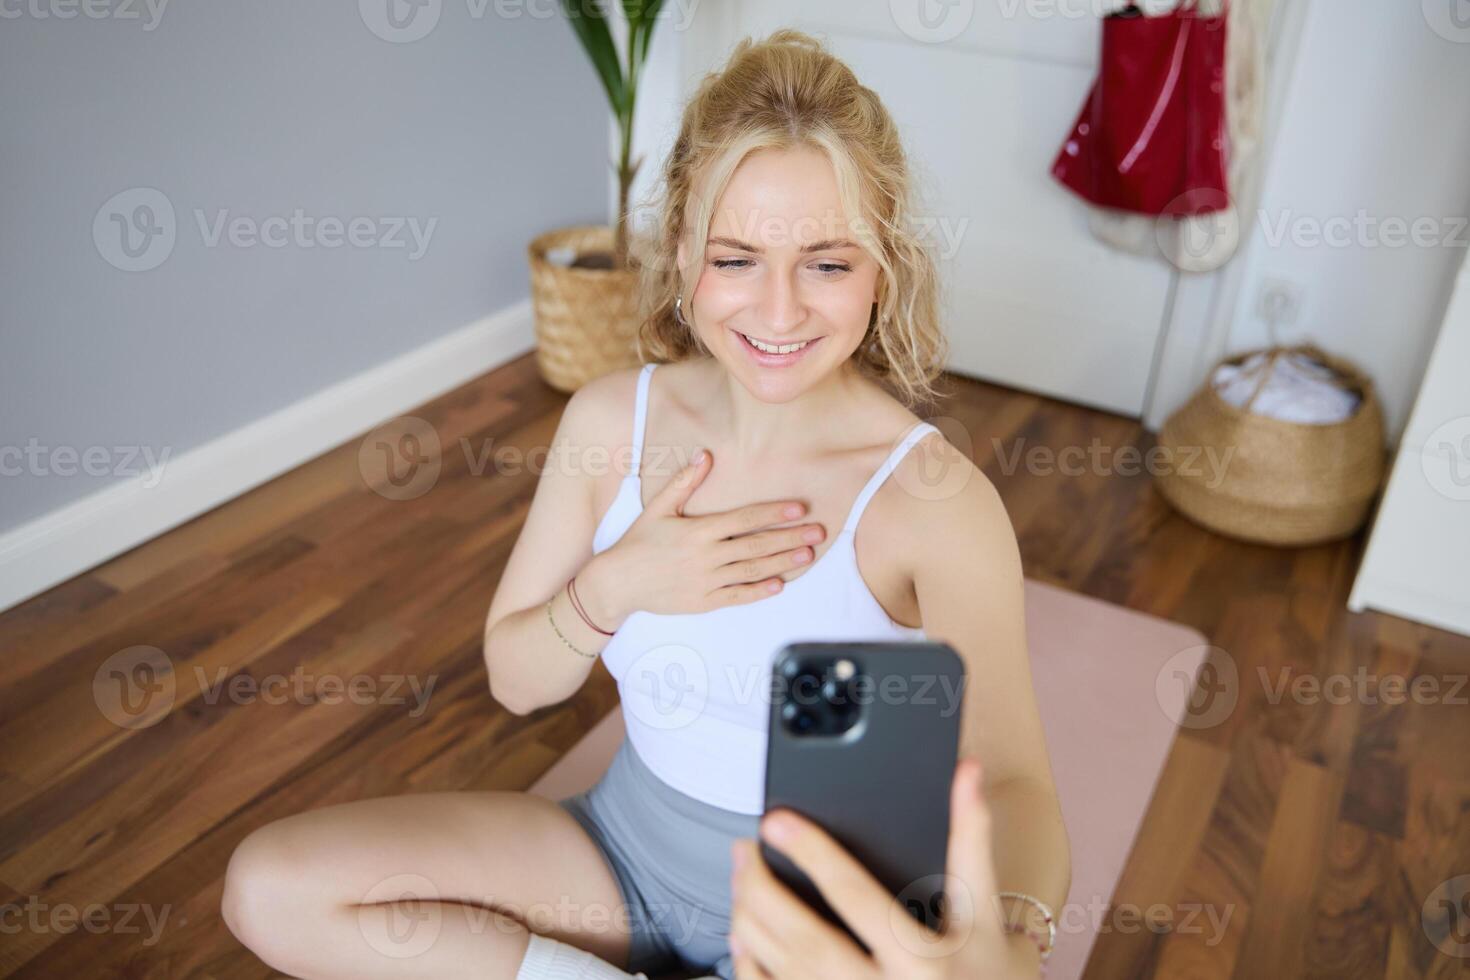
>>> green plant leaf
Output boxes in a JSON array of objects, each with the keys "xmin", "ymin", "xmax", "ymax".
[
  {"xmin": 627, "ymin": 0, "xmax": 668, "ymax": 65},
  {"xmin": 560, "ymin": 0, "xmax": 627, "ymax": 115}
]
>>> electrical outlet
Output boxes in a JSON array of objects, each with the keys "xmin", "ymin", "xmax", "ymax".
[{"xmin": 1256, "ymin": 277, "xmax": 1305, "ymax": 331}]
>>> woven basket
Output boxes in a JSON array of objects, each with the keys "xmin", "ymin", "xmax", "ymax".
[
  {"xmin": 1153, "ymin": 343, "xmax": 1387, "ymax": 546},
  {"xmin": 527, "ymin": 225, "xmax": 645, "ymax": 392}
]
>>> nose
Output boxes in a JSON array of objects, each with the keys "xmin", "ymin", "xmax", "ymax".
[{"xmin": 758, "ymin": 268, "xmax": 807, "ymax": 335}]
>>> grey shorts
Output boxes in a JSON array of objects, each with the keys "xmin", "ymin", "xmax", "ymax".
[{"xmin": 557, "ymin": 736, "xmax": 760, "ymax": 979}]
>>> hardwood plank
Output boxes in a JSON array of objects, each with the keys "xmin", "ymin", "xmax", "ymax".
[{"xmin": 1231, "ymin": 756, "xmax": 1346, "ymax": 978}]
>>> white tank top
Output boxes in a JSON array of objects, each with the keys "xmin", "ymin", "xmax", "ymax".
[{"xmin": 591, "ymin": 362, "xmax": 936, "ymax": 814}]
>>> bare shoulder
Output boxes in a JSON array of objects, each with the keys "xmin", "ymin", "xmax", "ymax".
[
  {"xmin": 872, "ymin": 425, "xmax": 1020, "ymax": 579},
  {"xmin": 557, "ymin": 364, "xmax": 648, "ymax": 477}
]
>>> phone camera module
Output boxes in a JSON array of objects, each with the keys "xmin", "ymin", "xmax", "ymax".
[{"xmin": 779, "ymin": 658, "xmax": 865, "ymax": 737}]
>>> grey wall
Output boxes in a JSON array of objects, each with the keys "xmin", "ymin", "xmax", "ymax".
[{"xmin": 0, "ymin": 1, "xmax": 607, "ymax": 530}]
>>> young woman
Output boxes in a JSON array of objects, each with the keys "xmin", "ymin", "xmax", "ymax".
[{"xmin": 221, "ymin": 29, "xmax": 1068, "ymax": 980}]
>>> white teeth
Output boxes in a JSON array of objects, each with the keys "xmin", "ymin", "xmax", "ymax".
[{"xmin": 743, "ymin": 333, "xmax": 810, "ymax": 355}]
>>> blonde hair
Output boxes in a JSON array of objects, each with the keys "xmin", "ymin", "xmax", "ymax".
[{"xmin": 632, "ymin": 29, "xmax": 949, "ymax": 412}]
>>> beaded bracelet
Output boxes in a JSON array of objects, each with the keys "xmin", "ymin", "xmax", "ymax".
[
  {"xmin": 545, "ymin": 595, "xmax": 597, "ymax": 659},
  {"xmin": 997, "ymin": 891, "xmax": 1055, "ymax": 968}
]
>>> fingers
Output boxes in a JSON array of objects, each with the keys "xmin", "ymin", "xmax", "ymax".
[
  {"xmin": 751, "ymin": 811, "xmax": 927, "ymax": 965},
  {"xmin": 730, "ymin": 948, "xmax": 773, "ymax": 980},
  {"xmin": 706, "ymin": 525, "xmax": 826, "ymax": 599},
  {"xmin": 702, "ymin": 499, "xmax": 809, "ymax": 540},
  {"xmin": 653, "ymin": 447, "xmax": 711, "ymax": 517},
  {"xmin": 943, "ymin": 757, "xmax": 995, "ymax": 936},
  {"xmin": 729, "ymin": 904, "xmax": 783, "ymax": 980},
  {"xmin": 713, "ymin": 542, "xmax": 815, "ymax": 591},
  {"xmin": 704, "ymin": 576, "xmax": 785, "ymax": 610},
  {"xmin": 729, "ymin": 838, "xmax": 873, "ymax": 980},
  {"xmin": 715, "ymin": 523, "xmax": 826, "ymax": 566}
]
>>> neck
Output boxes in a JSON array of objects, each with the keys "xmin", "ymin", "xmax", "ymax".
[{"xmin": 706, "ymin": 358, "xmax": 862, "ymax": 457}]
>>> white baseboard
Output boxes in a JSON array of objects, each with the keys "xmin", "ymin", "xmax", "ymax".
[{"xmin": 0, "ymin": 302, "xmax": 536, "ymax": 614}]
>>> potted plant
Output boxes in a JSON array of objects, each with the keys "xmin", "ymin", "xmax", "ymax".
[{"xmin": 527, "ymin": 0, "xmax": 667, "ymax": 392}]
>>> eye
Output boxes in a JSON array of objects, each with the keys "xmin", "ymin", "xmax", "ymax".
[
  {"xmin": 711, "ymin": 258, "xmax": 752, "ymax": 271},
  {"xmin": 813, "ymin": 261, "xmax": 850, "ymax": 276}
]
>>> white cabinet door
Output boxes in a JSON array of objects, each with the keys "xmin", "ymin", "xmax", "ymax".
[
  {"xmin": 696, "ymin": 3, "xmax": 1178, "ymax": 417},
  {"xmin": 1349, "ymin": 253, "xmax": 1470, "ymax": 637}
]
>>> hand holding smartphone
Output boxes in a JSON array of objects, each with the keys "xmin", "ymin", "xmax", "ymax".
[{"xmin": 760, "ymin": 641, "xmax": 967, "ymax": 951}]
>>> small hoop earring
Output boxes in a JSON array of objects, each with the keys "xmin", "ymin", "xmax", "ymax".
[{"xmin": 674, "ymin": 294, "xmax": 689, "ymax": 327}]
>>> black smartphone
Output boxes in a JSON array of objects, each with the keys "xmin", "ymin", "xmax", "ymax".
[{"xmin": 760, "ymin": 641, "xmax": 967, "ymax": 950}]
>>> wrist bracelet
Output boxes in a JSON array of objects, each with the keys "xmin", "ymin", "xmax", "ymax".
[
  {"xmin": 996, "ymin": 891, "xmax": 1055, "ymax": 965},
  {"xmin": 545, "ymin": 595, "xmax": 598, "ymax": 659},
  {"xmin": 566, "ymin": 574, "xmax": 615, "ymax": 636}
]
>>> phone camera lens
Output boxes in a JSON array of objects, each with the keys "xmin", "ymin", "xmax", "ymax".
[{"xmin": 781, "ymin": 700, "xmax": 818, "ymax": 735}]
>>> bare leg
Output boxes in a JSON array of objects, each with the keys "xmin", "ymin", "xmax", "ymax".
[{"xmin": 221, "ymin": 790, "xmax": 634, "ymax": 979}]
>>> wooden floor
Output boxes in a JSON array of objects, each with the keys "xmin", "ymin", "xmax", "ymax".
[{"xmin": 1, "ymin": 352, "xmax": 1466, "ymax": 979}]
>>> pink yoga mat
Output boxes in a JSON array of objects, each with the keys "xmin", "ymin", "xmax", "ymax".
[{"xmin": 530, "ymin": 579, "xmax": 1209, "ymax": 979}]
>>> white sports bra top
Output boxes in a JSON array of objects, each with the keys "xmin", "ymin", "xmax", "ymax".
[{"xmin": 592, "ymin": 362, "xmax": 936, "ymax": 814}]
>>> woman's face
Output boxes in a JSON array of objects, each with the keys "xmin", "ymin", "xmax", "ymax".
[{"xmin": 680, "ymin": 145, "xmax": 880, "ymax": 403}]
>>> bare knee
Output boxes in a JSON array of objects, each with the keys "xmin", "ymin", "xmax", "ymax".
[{"xmin": 221, "ymin": 823, "xmax": 309, "ymax": 971}]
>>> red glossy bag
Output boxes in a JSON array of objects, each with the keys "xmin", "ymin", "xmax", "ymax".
[{"xmin": 1052, "ymin": 1, "xmax": 1230, "ymax": 217}]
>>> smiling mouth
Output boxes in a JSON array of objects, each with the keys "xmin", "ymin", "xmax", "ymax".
[{"xmin": 737, "ymin": 331, "xmax": 819, "ymax": 355}]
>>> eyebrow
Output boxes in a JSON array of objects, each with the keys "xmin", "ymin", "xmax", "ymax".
[{"xmin": 706, "ymin": 235, "xmax": 859, "ymax": 254}]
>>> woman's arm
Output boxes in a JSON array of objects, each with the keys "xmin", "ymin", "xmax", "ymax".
[
  {"xmin": 481, "ymin": 372, "xmax": 633, "ymax": 715},
  {"xmin": 903, "ymin": 434, "xmax": 1071, "ymax": 966}
]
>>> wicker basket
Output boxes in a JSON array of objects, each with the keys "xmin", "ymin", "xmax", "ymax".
[
  {"xmin": 527, "ymin": 225, "xmax": 645, "ymax": 392},
  {"xmin": 1153, "ymin": 343, "xmax": 1387, "ymax": 546}
]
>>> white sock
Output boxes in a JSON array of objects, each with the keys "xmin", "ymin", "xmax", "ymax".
[{"xmin": 513, "ymin": 932, "xmax": 650, "ymax": 980}]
